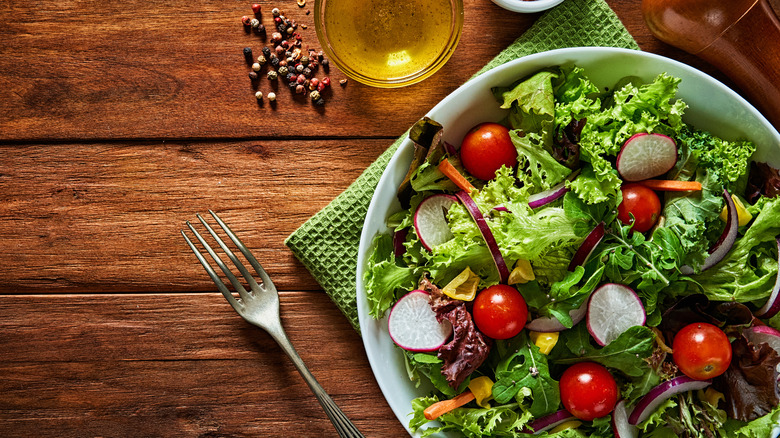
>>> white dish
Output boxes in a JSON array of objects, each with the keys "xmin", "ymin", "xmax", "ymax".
[
  {"xmin": 355, "ymin": 47, "xmax": 780, "ymax": 437},
  {"xmin": 491, "ymin": 0, "xmax": 564, "ymax": 13}
]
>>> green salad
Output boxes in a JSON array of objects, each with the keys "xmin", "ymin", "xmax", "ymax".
[{"xmin": 364, "ymin": 65, "xmax": 780, "ymax": 437}]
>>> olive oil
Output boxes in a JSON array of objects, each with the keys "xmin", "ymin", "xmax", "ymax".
[{"xmin": 320, "ymin": 0, "xmax": 459, "ymax": 83}]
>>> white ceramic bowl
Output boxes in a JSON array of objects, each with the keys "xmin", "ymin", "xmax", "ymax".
[
  {"xmin": 355, "ymin": 47, "xmax": 780, "ymax": 437},
  {"xmin": 491, "ymin": 0, "xmax": 564, "ymax": 13}
]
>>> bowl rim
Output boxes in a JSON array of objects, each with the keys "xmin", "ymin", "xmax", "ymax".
[
  {"xmin": 355, "ymin": 46, "xmax": 780, "ymax": 437},
  {"xmin": 313, "ymin": 0, "xmax": 464, "ymax": 88},
  {"xmin": 490, "ymin": 0, "xmax": 565, "ymax": 13}
]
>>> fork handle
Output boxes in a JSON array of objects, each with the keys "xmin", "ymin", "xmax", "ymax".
[{"xmin": 267, "ymin": 327, "xmax": 366, "ymax": 438}]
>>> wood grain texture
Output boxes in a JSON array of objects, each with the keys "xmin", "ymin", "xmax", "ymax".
[
  {"xmin": 0, "ymin": 139, "xmax": 391, "ymax": 293},
  {"xmin": 0, "ymin": 292, "xmax": 406, "ymax": 437}
]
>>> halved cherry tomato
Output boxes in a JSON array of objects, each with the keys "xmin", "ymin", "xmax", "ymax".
[
  {"xmin": 617, "ymin": 183, "xmax": 661, "ymax": 233},
  {"xmin": 459, "ymin": 122, "xmax": 517, "ymax": 181},
  {"xmin": 472, "ymin": 284, "xmax": 527, "ymax": 340},
  {"xmin": 672, "ymin": 322, "xmax": 732, "ymax": 380},
  {"xmin": 559, "ymin": 362, "xmax": 618, "ymax": 421}
]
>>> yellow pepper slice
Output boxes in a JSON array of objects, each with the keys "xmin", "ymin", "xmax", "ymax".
[
  {"xmin": 699, "ymin": 387, "xmax": 725, "ymax": 407},
  {"xmin": 442, "ymin": 267, "xmax": 480, "ymax": 301},
  {"xmin": 551, "ymin": 420, "xmax": 582, "ymax": 433},
  {"xmin": 529, "ymin": 331, "xmax": 559, "ymax": 355},
  {"xmin": 508, "ymin": 259, "xmax": 535, "ymax": 285},
  {"xmin": 468, "ymin": 376, "xmax": 494, "ymax": 409},
  {"xmin": 719, "ymin": 195, "xmax": 752, "ymax": 226}
]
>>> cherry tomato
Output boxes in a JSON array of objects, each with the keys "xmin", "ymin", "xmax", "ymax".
[
  {"xmin": 559, "ymin": 362, "xmax": 618, "ymax": 421},
  {"xmin": 472, "ymin": 284, "xmax": 528, "ymax": 340},
  {"xmin": 459, "ymin": 122, "xmax": 517, "ymax": 181},
  {"xmin": 617, "ymin": 183, "xmax": 661, "ymax": 233},
  {"xmin": 672, "ymin": 322, "xmax": 732, "ymax": 380}
]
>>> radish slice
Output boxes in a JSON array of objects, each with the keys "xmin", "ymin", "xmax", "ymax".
[
  {"xmin": 414, "ymin": 194, "xmax": 458, "ymax": 251},
  {"xmin": 616, "ymin": 133, "xmax": 678, "ymax": 181},
  {"xmin": 528, "ymin": 169, "xmax": 582, "ymax": 209},
  {"xmin": 568, "ymin": 222, "xmax": 606, "ymax": 271},
  {"xmin": 680, "ymin": 189, "xmax": 738, "ymax": 275},
  {"xmin": 628, "ymin": 376, "xmax": 711, "ymax": 425},
  {"xmin": 522, "ymin": 409, "xmax": 575, "ymax": 434},
  {"xmin": 587, "ymin": 283, "xmax": 646, "ymax": 346},
  {"xmin": 612, "ymin": 400, "xmax": 638, "ymax": 438},
  {"xmin": 525, "ymin": 301, "xmax": 588, "ymax": 332},
  {"xmin": 743, "ymin": 325, "xmax": 780, "ymax": 354},
  {"xmin": 388, "ymin": 290, "xmax": 453, "ymax": 352},
  {"xmin": 455, "ymin": 190, "xmax": 510, "ymax": 283},
  {"xmin": 754, "ymin": 236, "xmax": 780, "ymax": 318}
]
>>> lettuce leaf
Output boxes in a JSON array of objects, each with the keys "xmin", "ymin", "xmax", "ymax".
[
  {"xmin": 363, "ymin": 233, "xmax": 418, "ymax": 318},
  {"xmin": 410, "ymin": 395, "xmax": 533, "ymax": 438}
]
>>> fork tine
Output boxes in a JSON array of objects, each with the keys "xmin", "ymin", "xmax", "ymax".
[
  {"xmin": 208, "ymin": 210, "xmax": 273, "ymax": 291},
  {"xmin": 195, "ymin": 213, "xmax": 263, "ymax": 297},
  {"xmin": 186, "ymin": 219, "xmax": 253, "ymax": 303},
  {"xmin": 181, "ymin": 229, "xmax": 241, "ymax": 309}
]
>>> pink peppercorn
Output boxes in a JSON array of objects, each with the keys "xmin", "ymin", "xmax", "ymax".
[
  {"xmin": 321, "ymin": 77, "xmax": 331, "ymax": 87},
  {"xmin": 252, "ymin": 3, "xmax": 262, "ymax": 13},
  {"xmin": 241, "ymin": 15, "xmax": 252, "ymax": 26},
  {"xmin": 296, "ymin": 74, "xmax": 306, "ymax": 84}
]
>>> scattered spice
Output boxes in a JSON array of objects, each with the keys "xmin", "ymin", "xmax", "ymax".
[
  {"xmin": 297, "ymin": 0, "xmax": 306, "ymax": 7},
  {"xmin": 256, "ymin": 55, "xmax": 266, "ymax": 65},
  {"xmin": 339, "ymin": 78, "xmax": 348, "ymax": 86},
  {"xmin": 251, "ymin": 62, "xmax": 261, "ymax": 72},
  {"xmin": 251, "ymin": 3, "xmax": 262, "ymax": 14},
  {"xmin": 267, "ymin": 92, "xmax": 276, "ymax": 101},
  {"xmin": 271, "ymin": 7, "xmax": 280, "ymax": 16},
  {"xmin": 255, "ymin": 91, "xmax": 263, "ymax": 100},
  {"xmin": 242, "ymin": 47, "xmax": 254, "ymax": 64},
  {"xmin": 267, "ymin": 70, "xmax": 278, "ymax": 80},
  {"xmin": 309, "ymin": 90, "xmax": 321, "ymax": 101},
  {"xmin": 241, "ymin": 15, "xmax": 252, "ymax": 27},
  {"xmin": 250, "ymin": 18, "xmax": 260, "ymax": 28},
  {"xmin": 248, "ymin": 71, "xmax": 259, "ymax": 80}
]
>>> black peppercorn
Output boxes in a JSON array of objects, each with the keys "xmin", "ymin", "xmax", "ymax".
[
  {"xmin": 255, "ymin": 24, "xmax": 266, "ymax": 36},
  {"xmin": 321, "ymin": 58, "xmax": 329, "ymax": 71},
  {"xmin": 243, "ymin": 47, "xmax": 254, "ymax": 64},
  {"xmin": 262, "ymin": 46, "xmax": 271, "ymax": 57},
  {"xmin": 248, "ymin": 71, "xmax": 259, "ymax": 80},
  {"xmin": 303, "ymin": 67, "xmax": 312, "ymax": 78},
  {"xmin": 270, "ymin": 57, "xmax": 280, "ymax": 67},
  {"xmin": 288, "ymin": 81, "xmax": 298, "ymax": 91},
  {"xmin": 286, "ymin": 72, "xmax": 296, "ymax": 82},
  {"xmin": 314, "ymin": 98, "xmax": 325, "ymax": 106},
  {"xmin": 277, "ymin": 23, "xmax": 287, "ymax": 33}
]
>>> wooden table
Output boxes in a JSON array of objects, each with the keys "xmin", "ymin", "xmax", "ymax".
[{"xmin": 0, "ymin": 1, "xmax": 771, "ymax": 436}]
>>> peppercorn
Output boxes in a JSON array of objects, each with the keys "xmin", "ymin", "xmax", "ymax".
[
  {"xmin": 339, "ymin": 78, "xmax": 348, "ymax": 86},
  {"xmin": 308, "ymin": 59, "xmax": 318, "ymax": 70},
  {"xmin": 272, "ymin": 7, "xmax": 280, "ymax": 16},
  {"xmin": 274, "ymin": 16, "xmax": 282, "ymax": 24},
  {"xmin": 296, "ymin": 74, "xmax": 306, "ymax": 84},
  {"xmin": 301, "ymin": 24, "xmax": 308, "ymax": 29},
  {"xmin": 256, "ymin": 55, "xmax": 266, "ymax": 65},
  {"xmin": 309, "ymin": 90, "xmax": 321, "ymax": 101},
  {"xmin": 309, "ymin": 77, "xmax": 319, "ymax": 90},
  {"xmin": 286, "ymin": 27, "xmax": 294, "ymax": 34},
  {"xmin": 300, "ymin": 56, "xmax": 310, "ymax": 67},
  {"xmin": 271, "ymin": 32, "xmax": 283, "ymax": 44},
  {"xmin": 270, "ymin": 57, "xmax": 280, "ymax": 67},
  {"xmin": 278, "ymin": 59, "xmax": 287, "ymax": 67},
  {"xmin": 275, "ymin": 45, "xmax": 285, "ymax": 56},
  {"xmin": 303, "ymin": 67, "xmax": 312, "ymax": 78},
  {"xmin": 293, "ymin": 39, "xmax": 302, "ymax": 48},
  {"xmin": 250, "ymin": 18, "xmax": 260, "ymax": 28},
  {"xmin": 252, "ymin": 3, "xmax": 262, "ymax": 14},
  {"xmin": 321, "ymin": 77, "xmax": 331, "ymax": 87},
  {"xmin": 295, "ymin": 64, "xmax": 304, "ymax": 73},
  {"xmin": 254, "ymin": 24, "xmax": 266, "ymax": 36},
  {"xmin": 286, "ymin": 72, "xmax": 296, "ymax": 82},
  {"xmin": 251, "ymin": 62, "xmax": 261, "ymax": 72},
  {"xmin": 295, "ymin": 32, "xmax": 303, "ymax": 41},
  {"xmin": 281, "ymin": 40, "xmax": 289, "ymax": 49},
  {"xmin": 243, "ymin": 47, "xmax": 254, "ymax": 64},
  {"xmin": 262, "ymin": 46, "xmax": 271, "ymax": 57},
  {"xmin": 278, "ymin": 66, "xmax": 289, "ymax": 77},
  {"xmin": 321, "ymin": 58, "xmax": 329, "ymax": 70},
  {"xmin": 267, "ymin": 92, "xmax": 276, "ymax": 101},
  {"xmin": 314, "ymin": 98, "xmax": 325, "ymax": 106},
  {"xmin": 317, "ymin": 51, "xmax": 325, "ymax": 61},
  {"xmin": 295, "ymin": 84, "xmax": 305, "ymax": 94},
  {"xmin": 277, "ymin": 23, "xmax": 287, "ymax": 33},
  {"xmin": 255, "ymin": 91, "xmax": 263, "ymax": 100},
  {"xmin": 288, "ymin": 81, "xmax": 298, "ymax": 91},
  {"xmin": 297, "ymin": 0, "xmax": 306, "ymax": 7},
  {"xmin": 242, "ymin": 15, "xmax": 252, "ymax": 27},
  {"xmin": 248, "ymin": 71, "xmax": 259, "ymax": 80},
  {"xmin": 267, "ymin": 70, "xmax": 278, "ymax": 80},
  {"xmin": 317, "ymin": 81, "xmax": 325, "ymax": 92},
  {"xmin": 269, "ymin": 52, "xmax": 278, "ymax": 60}
]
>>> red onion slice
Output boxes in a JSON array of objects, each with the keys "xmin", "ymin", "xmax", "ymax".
[
  {"xmin": 755, "ymin": 236, "xmax": 780, "ymax": 318},
  {"xmin": 455, "ymin": 190, "xmax": 510, "ymax": 283},
  {"xmin": 525, "ymin": 301, "xmax": 587, "ymax": 332},
  {"xmin": 522, "ymin": 409, "xmax": 574, "ymax": 434},
  {"xmin": 393, "ymin": 228, "xmax": 409, "ymax": 258},
  {"xmin": 680, "ymin": 189, "xmax": 738, "ymax": 275},
  {"xmin": 627, "ymin": 376, "xmax": 711, "ymax": 425},
  {"xmin": 568, "ymin": 222, "xmax": 606, "ymax": 271},
  {"xmin": 528, "ymin": 169, "xmax": 581, "ymax": 209}
]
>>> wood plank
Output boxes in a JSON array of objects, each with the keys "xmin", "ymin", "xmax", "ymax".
[
  {"xmin": 0, "ymin": 140, "xmax": 389, "ymax": 293},
  {"xmin": 0, "ymin": 291, "xmax": 408, "ymax": 437},
  {"xmin": 0, "ymin": 1, "xmax": 733, "ymax": 141}
]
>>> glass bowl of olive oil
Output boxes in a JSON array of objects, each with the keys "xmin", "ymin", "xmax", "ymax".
[{"xmin": 314, "ymin": 0, "xmax": 464, "ymax": 88}]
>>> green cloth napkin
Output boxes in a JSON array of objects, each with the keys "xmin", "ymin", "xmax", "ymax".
[{"xmin": 285, "ymin": 0, "xmax": 639, "ymax": 332}]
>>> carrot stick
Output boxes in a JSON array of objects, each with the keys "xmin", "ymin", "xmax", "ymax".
[
  {"xmin": 424, "ymin": 390, "xmax": 476, "ymax": 420},
  {"xmin": 638, "ymin": 179, "xmax": 702, "ymax": 192},
  {"xmin": 438, "ymin": 159, "xmax": 476, "ymax": 194}
]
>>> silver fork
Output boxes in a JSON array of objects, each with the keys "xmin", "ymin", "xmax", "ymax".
[{"xmin": 181, "ymin": 210, "xmax": 365, "ymax": 438}]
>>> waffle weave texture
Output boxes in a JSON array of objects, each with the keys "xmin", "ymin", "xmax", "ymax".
[{"xmin": 285, "ymin": 0, "xmax": 640, "ymax": 332}]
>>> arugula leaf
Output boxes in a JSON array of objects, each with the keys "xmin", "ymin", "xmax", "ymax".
[
  {"xmin": 532, "ymin": 265, "xmax": 605, "ymax": 328},
  {"xmin": 552, "ymin": 325, "xmax": 654, "ymax": 377},
  {"xmin": 492, "ymin": 333, "xmax": 561, "ymax": 417}
]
